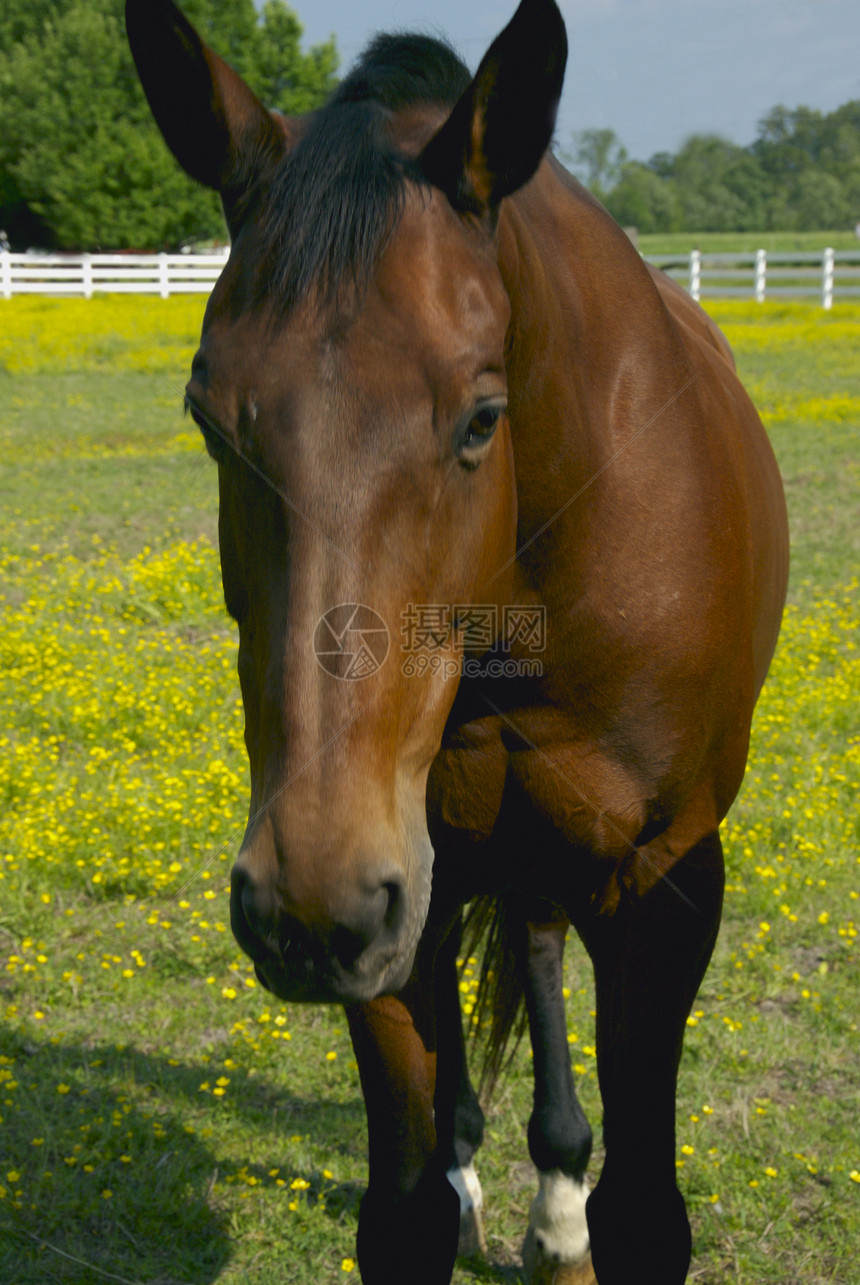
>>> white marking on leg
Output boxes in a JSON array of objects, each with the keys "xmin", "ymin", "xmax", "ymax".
[
  {"xmin": 448, "ymin": 1161, "xmax": 486, "ymax": 1255},
  {"xmin": 446, "ymin": 1161, "xmax": 483, "ymax": 1218},
  {"xmin": 528, "ymin": 1169, "xmax": 590, "ymax": 1264}
]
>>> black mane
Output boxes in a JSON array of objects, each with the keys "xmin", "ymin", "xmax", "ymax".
[{"xmin": 255, "ymin": 34, "xmax": 471, "ymax": 313}]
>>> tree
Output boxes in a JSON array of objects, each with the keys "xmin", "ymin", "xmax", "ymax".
[
  {"xmin": 604, "ymin": 161, "xmax": 680, "ymax": 234},
  {"xmin": 567, "ymin": 97, "xmax": 860, "ymax": 234},
  {"xmin": 0, "ymin": 0, "xmax": 66, "ymax": 49},
  {"xmin": 0, "ymin": 0, "xmax": 338, "ymax": 249},
  {"xmin": 671, "ymin": 135, "xmax": 769, "ymax": 232},
  {"xmin": 771, "ymin": 170, "xmax": 849, "ymax": 231},
  {"xmin": 567, "ymin": 128, "xmax": 627, "ymax": 203},
  {"xmin": 755, "ymin": 101, "xmax": 860, "ymax": 229},
  {"xmin": 250, "ymin": 0, "xmax": 338, "ymax": 115}
]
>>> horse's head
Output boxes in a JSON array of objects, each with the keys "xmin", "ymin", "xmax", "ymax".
[{"xmin": 127, "ymin": 0, "xmax": 566, "ymax": 1001}]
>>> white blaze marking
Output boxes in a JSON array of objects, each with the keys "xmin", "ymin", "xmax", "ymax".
[{"xmin": 528, "ymin": 1170, "xmax": 590, "ymax": 1264}]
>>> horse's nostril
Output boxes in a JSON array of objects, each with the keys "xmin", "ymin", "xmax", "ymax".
[
  {"xmin": 231, "ymin": 865, "xmax": 283, "ymax": 963},
  {"xmin": 331, "ymin": 918, "xmax": 378, "ymax": 971},
  {"xmin": 382, "ymin": 879, "xmax": 406, "ymax": 934},
  {"xmin": 331, "ymin": 877, "xmax": 407, "ymax": 971},
  {"xmin": 240, "ymin": 880, "xmax": 256, "ymax": 928}
]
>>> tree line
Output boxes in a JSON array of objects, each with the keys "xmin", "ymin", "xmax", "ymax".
[
  {"xmin": 2, "ymin": 1, "xmax": 859, "ymax": 248},
  {"xmin": 0, "ymin": 0, "xmax": 337, "ymax": 250},
  {"xmin": 569, "ymin": 104, "xmax": 860, "ymax": 234}
]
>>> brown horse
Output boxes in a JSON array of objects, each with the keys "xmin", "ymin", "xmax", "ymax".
[{"xmin": 127, "ymin": 1, "xmax": 788, "ymax": 1281}]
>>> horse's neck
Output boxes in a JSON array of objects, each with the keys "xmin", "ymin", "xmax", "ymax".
[{"xmin": 497, "ymin": 160, "xmax": 691, "ymax": 552}]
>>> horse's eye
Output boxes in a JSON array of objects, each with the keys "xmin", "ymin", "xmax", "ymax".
[
  {"xmin": 457, "ymin": 402, "xmax": 505, "ymax": 467},
  {"xmin": 469, "ymin": 406, "xmax": 502, "ymax": 439},
  {"xmin": 186, "ymin": 397, "xmax": 229, "ymax": 463}
]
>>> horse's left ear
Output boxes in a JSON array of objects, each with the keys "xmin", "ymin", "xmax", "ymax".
[{"xmin": 420, "ymin": 0, "xmax": 567, "ymax": 217}]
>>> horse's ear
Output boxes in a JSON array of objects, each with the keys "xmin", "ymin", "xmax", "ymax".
[
  {"xmin": 420, "ymin": 0, "xmax": 567, "ymax": 217},
  {"xmin": 126, "ymin": 0, "xmax": 285, "ymax": 211}
]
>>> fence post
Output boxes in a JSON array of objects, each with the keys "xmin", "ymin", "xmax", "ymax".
[
  {"xmin": 755, "ymin": 248, "xmax": 767, "ymax": 303},
  {"xmin": 0, "ymin": 248, "xmax": 11, "ymax": 299},
  {"xmin": 82, "ymin": 252, "xmax": 93, "ymax": 300},
  {"xmin": 689, "ymin": 249, "xmax": 701, "ymax": 301},
  {"xmin": 821, "ymin": 247, "xmax": 834, "ymax": 310},
  {"xmin": 158, "ymin": 251, "xmax": 170, "ymax": 299}
]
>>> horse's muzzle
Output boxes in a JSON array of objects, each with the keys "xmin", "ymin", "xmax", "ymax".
[{"xmin": 229, "ymin": 864, "xmax": 416, "ymax": 1003}]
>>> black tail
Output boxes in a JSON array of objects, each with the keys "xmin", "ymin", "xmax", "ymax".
[{"xmin": 462, "ymin": 894, "xmax": 528, "ymax": 1097}]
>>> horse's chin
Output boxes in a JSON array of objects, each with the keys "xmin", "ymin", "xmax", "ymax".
[{"xmin": 254, "ymin": 949, "xmax": 416, "ymax": 1005}]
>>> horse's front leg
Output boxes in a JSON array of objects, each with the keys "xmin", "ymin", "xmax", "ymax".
[
  {"xmin": 576, "ymin": 827, "xmax": 724, "ymax": 1285},
  {"xmin": 346, "ymin": 927, "xmax": 464, "ymax": 1285},
  {"xmin": 435, "ymin": 916, "xmax": 487, "ymax": 1258},
  {"xmin": 516, "ymin": 906, "xmax": 595, "ymax": 1285}
]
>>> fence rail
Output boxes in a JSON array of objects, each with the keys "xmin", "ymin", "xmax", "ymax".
[
  {"xmin": 645, "ymin": 247, "xmax": 860, "ymax": 309},
  {"xmin": 0, "ymin": 249, "xmax": 230, "ymax": 298},
  {"xmin": 2, "ymin": 246, "xmax": 859, "ymax": 307}
]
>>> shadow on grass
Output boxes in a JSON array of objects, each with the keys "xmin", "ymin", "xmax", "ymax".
[{"xmin": 0, "ymin": 1032, "xmax": 367, "ymax": 1285}]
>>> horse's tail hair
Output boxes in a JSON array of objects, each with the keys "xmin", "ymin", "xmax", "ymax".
[{"xmin": 461, "ymin": 894, "xmax": 528, "ymax": 1098}]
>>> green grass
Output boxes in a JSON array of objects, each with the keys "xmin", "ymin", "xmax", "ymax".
[
  {"xmin": 639, "ymin": 230, "xmax": 860, "ymax": 255},
  {"xmin": 0, "ymin": 297, "xmax": 858, "ymax": 1284}
]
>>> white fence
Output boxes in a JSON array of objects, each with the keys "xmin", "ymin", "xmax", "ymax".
[
  {"xmin": 646, "ymin": 247, "xmax": 860, "ymax": 310},
  {"xmin": 0, "ymin": 249, "xmax": 230, "ymax": 298},
  {"xmin": 2, "ymin": 246, "xmax": 859, "ymax": 307}
]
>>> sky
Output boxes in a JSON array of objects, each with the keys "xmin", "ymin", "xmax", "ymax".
[{"xmin": 289, "ymin": 0, "xmax": 860, "ymax": 163}]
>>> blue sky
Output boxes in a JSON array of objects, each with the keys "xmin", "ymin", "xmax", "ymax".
[{"xmin": 288, "ymin": 0, "xmax": 860, "ymax": 162}]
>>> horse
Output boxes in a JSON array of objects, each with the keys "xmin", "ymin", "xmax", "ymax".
[{"xmin": 127, "ymin": 1, "xmax": 789, "ymax": 1281}]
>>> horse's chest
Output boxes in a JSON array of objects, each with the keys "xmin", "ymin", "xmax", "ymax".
[{"xmin": 427, "ymin": 705, "xmax": 649, "ymax": 878}]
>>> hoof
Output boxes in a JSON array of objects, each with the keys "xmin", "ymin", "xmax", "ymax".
[
  {"xmin": 458, "ymin": 1200, "xmax": 487, "ymax": 1257},
  {"xmin": 522, "ymin": 1227, "xmax": 596, "ymax": 1285}
]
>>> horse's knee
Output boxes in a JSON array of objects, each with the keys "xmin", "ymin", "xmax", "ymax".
[
  {"xmin": 586, "ymin": 1175, "xmax": 690, "ymax": 1284},
  {"xmin": 357, "ymin": 1159, "xmax": 461, "ymax": 1285}
]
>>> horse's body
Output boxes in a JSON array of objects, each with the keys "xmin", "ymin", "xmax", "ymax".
[{"xmin": 128, "ymin": 2, "xmax": 788, "ymax": 1281}]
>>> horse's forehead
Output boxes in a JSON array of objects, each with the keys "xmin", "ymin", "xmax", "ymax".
[
  {"xmin": 376, "ymin": 190, "xmax": 509, "ymax": 339},
  {"xmin": 198, "ymin": 190, "xmax": 507, "ymax": 403}
]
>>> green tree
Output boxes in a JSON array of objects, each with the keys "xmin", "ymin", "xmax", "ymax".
[
  {"xmin": 755, "ymin": 102, "xmax": 860, "ymax": 229},
  {"xmin": 569, "ymin": 98, "xmax": 860, "ymax": 235},
  {"xmin": 0, "ymin": 0, "xmax": 338, "ymax": 250},
  {"xmin": 604, "ymin": 161, "xmax": 680, "ymax": 233},
  {"xmin": 671, "ymin": 134, "xmax": 768, "ymax": 232},
  {"xmin": 768, "ymin": 169, "xmax": 849, "ymax": 231},
  {"xmin": 250, "ymin": 0, "xmax": 338, "ymax": 114},
  {"xmin": 567, "ymin": 127, "xmax": 627, "ymax": 202},
  {"xmin": 0, "ymin": 0, "xmax": 67, "ymax": 49}
]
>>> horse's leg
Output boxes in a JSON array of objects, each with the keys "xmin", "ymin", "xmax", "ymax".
[
  {"xmin": 346, "ymin": 926, "xmax": 463, "ymax": 1285},
  {"xmin": 435, "ymin": 918, "xmax": 487, "ymax": 1257},
  {"xmin": 577, "ymin": 827, "xmax": 724, "ymax": 1285},
  {"xmin": 517, "ymin": 909, "xmax": 595, "ymax": 1285}
]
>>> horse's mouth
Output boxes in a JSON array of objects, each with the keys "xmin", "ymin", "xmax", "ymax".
[
  {"xmin": 252, "ymin": 948, "xmax": 415, "ymax": 1005},
  {"xmin": 232, "ymin": 895, "xmax": 416, "ymax": 1003}
]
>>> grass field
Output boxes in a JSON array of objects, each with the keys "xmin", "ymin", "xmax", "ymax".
[
  {"xmin": 0, "ymin": 295, "xmax": 858, "ymax": 1285},
  {"xmin": 638, "ymin": 230, "xmax": 860, "ymax": 255}
]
